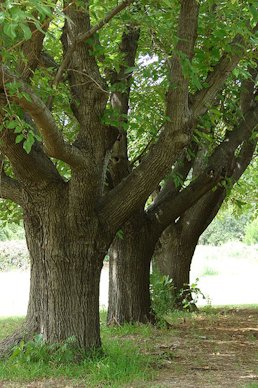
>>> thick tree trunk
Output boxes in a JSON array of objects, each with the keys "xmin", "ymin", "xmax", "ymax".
[
  {"xmin": 107, "ymin": 215, "xmax": 156, "ymax": 324},
  {"xmin": 154, "ymin": 189, "xmax": 228, "ymax": 310},
  {"xmin": 155, "ymin": 224, "xmax": 198, "ymax": 309},
  {"xmin": 22, "ymin": 185, "xmax": 109, "ymax": 351},
  {"xmin": 155, "ymin": 225, "xmax": 196, "ymax": 292}
]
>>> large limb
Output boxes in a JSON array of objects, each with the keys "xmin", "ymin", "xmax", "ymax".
[
  {"xmin": 98, "ymin": 0, "xmax": 200, "ymax": 230},
  {"xmin": 54, "ymin": 0, "xmax": 135, "ymax": 88},
  {"xmin": 18, "ymin": 15, "xmax": 51, "ymax": 81},
  {"xmin": 0, "ymin": 68, "xmax": 84, "ymax": 167},
  {"xmin": 109, "ymin": 25, "xmax": 140, "ymax": 186},
  {"xmin": 60, "ymin": 2, "xmax": 137, "ymax": 187},
  {"xmin": 99, "ymin": 23, "xmax": 256, "ymax": 230},
  {"xmin": 152, "ymin": 141, "xmax": 199, "ymax": 208},
  {"xmin": 191, "ymin": 30, "xmax": 257, "ymax": 117},
  {"xmin": 179, "ymin": 134, "xmax": 257, "ymax": 243},
  {"xmin": 148, "ymin": 99, "xmax": 258, "ymax": 230},
  {"xmin": 0, "ymin": 125, "xmax": 62, "ymax": 184},
  {"xmin": 0, "ymin": 160, "xmax": 23, "ymax": 205},
  {"xmin": 60, "ymin": 1, "xmax": 109, "ymax": 166},
  {"xmin": 161, "ymin": 68, "xmax": 258, "ymax": 237}
]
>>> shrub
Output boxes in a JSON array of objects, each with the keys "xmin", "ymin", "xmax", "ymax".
[
  {"xmin": 0, "ymin": 241, "xmax": 29, "ymax": 271},
  {"xmin": 244, "ymin": 217, "xmax": 258, "ymax": 245},
  {"xmin": 150, "ymin": 270, "xmax": 175, "ymax": 325},
  {"xmin": 0, "ymin": 222, "xmax": 25, "ymax": 241}
]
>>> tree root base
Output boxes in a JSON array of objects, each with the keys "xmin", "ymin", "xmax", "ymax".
[{"xmin": 0, "ymin": 319, "xmax": 38, "ymax": 360}]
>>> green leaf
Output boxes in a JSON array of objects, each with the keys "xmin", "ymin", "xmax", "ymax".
[
  {"xmin": 23, "ymin": 132, "xmax": 35, "ymax": 153},
  {"xmin": 15, "ymin": 134, "xmax": 24, "ymax": 144},
  {"xmin": 20, "ymin": 24, "xmax": 32, "ymax": 40},
  {"xmin": 3, "ymin": 23, "xmax": 17, "ymax": 39},
  {"xmin": 116, "ymin": 229, "xmax": 124, "ymax": 240},
  {"xmin": 6, "ymin": 120, "xmax": 17, "ymax": 129}
]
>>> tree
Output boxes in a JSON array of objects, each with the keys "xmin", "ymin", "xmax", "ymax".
[
  {"xmin": 0, "ymin": 0, "xmax": 256, "ymax": 354},
  {"xmin": 107, "ymin": 46, "xmax": 258, "ymax": 323},
  {"xmin": 108, "ymin": 99, "xmax": 257, "ymax": 322},
  {"xmin": 155, "ymin": 74, "xmax": 258, "ymax": 307}
]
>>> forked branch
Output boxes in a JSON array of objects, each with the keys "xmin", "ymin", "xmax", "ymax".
[
  {"xmin": 54, "ymin": 0, "xmax": 135, "ymax": 88},
  {"xmin": 98, "ymin": 0, "xmax": 199, "ymax": 231}
]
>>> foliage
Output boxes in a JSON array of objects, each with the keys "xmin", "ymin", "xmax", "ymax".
[
  {"xmin": 199, "ymin": 207, "xmax": 251, "ymax": 246},
  {"xmin": 224, "ymin": 156, "xmax": 258, "ymax": 219},
  {"xmin": 0, "ymin": 222, "xmax": 24, "ymax": 241},
  {"xmin": 0, "ymin": 200, "xmax": 23, "ymax": 225},
  {"xmin": 244, "ymin": 217, "xmax": 258, "ymax": 245},
  {"xmin": 178, "ymin": 279, "xmax": 205, "ymax": 311},
  {"xmin": 150, "ymin": 270, "xmax": 205, "ymax": 321},
  {"xmin": 0, "ymin": 240, "xmax": 29, "ymax": 271},
  {"xmin": 150, "ymin": 270, "xmax": 176, "ymax": 325}
]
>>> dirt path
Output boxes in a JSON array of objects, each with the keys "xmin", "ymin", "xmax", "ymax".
[
  {"xmin": 1, "ymin": 309, "xmax": 257, "ymax": 387},
  {"xmin": 148, "ymin": 308, "xmax": 258, "ymax": 387}
]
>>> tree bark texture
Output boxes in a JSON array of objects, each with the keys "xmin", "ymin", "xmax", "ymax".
[
  {"xmin": 22, "ymin": 183, "xmax": 110, "ymax": 350},
  {"xmin": 155, "ymin": 224, "xmax": 197, "ymax": 294},
  {"xmin": 107, "ymin": 214, "xmax": 156, "ymax": 324}
]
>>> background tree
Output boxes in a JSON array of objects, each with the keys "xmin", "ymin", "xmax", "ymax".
[
  {"xmin": 107, "ymin": 2, "xmax": 258, "ymax": 323},
  {"xmin": 155, "ymin": 71, "xmax": 258, "ymax": 307}
]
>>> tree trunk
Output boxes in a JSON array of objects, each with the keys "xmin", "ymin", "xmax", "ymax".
[
  {"xmin": 107, "ymin": 214, "xmax": 156, "ymax": 324},
  {"xmin": 154, "ymin": 188, "xmax": 229, "ymax": 310},
  {"xmin": 22, "ymin": 185, "xmax": 109, "ymax": 351},
  {"xmin": 155, "ymin": 224, "xmax": 198, "ymax": 309},
  {"xmin": 155, "ymin": 225, "xmax": 196, "ymax": 291}
]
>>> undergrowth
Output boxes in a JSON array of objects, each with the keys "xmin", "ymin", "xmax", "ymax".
[{"xmin": 0, "ymin": 314, "xmax": 155, "ymax": 387}]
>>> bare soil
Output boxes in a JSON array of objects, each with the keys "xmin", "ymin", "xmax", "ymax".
[{"xmin": 147, "ymin": 308, "xmax": 258, "ymax": 387}]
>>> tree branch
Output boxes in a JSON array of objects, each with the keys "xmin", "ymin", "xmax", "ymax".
[
  {"xmin": 109, "ymin": 25, "xmax": 140, "ymax": 186},
  {"xmin": 191, "ymin": 31, "xmax": 256, "ymax": 117},
  {"xmin": 165, "ymin": 0, "xmax": 199, "ymax": 128},
  {"xmin": 0, "ymin": 127, "xmax": 62, "ymax": 185},
  {"xmin": 148, "ymin": 102, "xmax": 258, "ymax": 231},
  {"xmin": 148, "ymin": 169, "xmax": 221, "ymax": 231},
  {"xmin": 98, "ymin": 0, "xmax": 199, "ymax": 231},
  {"xmin": 54, "ymin": 0, "xmax": 135, "ymax": 89},
  {"xmin": 152, "ymin": 141, "xmax": 198, "ymax": 208},
  {"xmin": 178, "ymin": 137, "xmax": 256, "ymax": 242},
  {"xmin": 18, "ymin": 20, "xmax": 50, "ymax": 81},
  {"xmin": 0, "ymin": 67, "xmax": 84, "ymax": 167},
  {"xmin": 0, "ymin": 165, "xmax": 23, "ymax": 206}
]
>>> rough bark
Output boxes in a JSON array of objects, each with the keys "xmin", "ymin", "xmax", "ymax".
[
  {"xmin": 155, "ymin": 224, "xmax": 197, "ymax": 294},
  {"xmin": 155, "ymin": 137, "xmax": 257, "ymax": 309},
  {"xmin": 108, "ymin": 213, "xmax": 156, "ymax": 324},
  {"xmin": 21, "ymin": 185, "xmax": 108, "ymax": 349},
  {"xmin": 0, "ymin": 181, "xmax": 113, "ymax": 356}
]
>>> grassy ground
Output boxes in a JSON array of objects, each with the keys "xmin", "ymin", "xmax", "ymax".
[{"xmin": 0, "ymin": 308, "xmax": 258, "ymax": 387}]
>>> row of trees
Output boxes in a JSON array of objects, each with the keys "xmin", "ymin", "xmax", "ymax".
[{"xmin": 0, "ymin": 0, "xmax": 257, "ymax": 355}]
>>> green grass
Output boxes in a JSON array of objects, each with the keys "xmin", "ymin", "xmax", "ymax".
[
  {"xmin": 201, "ymin": 266, "xmax": 219, "ymax": 277},
  {"xmin": 0, "ymin": 314, "xmax": 156, "ymax": 387},
  {"xmin": 0, "ymin": 317, "xmax": 24, "ymax": 340}
]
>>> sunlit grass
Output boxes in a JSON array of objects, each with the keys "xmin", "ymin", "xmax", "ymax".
[
  {"xmin": 0, "ymin": 317, "xmax": 24, "ymax": 340},
  {"xmin": 0, "ymin": 314, "xmax": 155, "ymax": 387}
]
